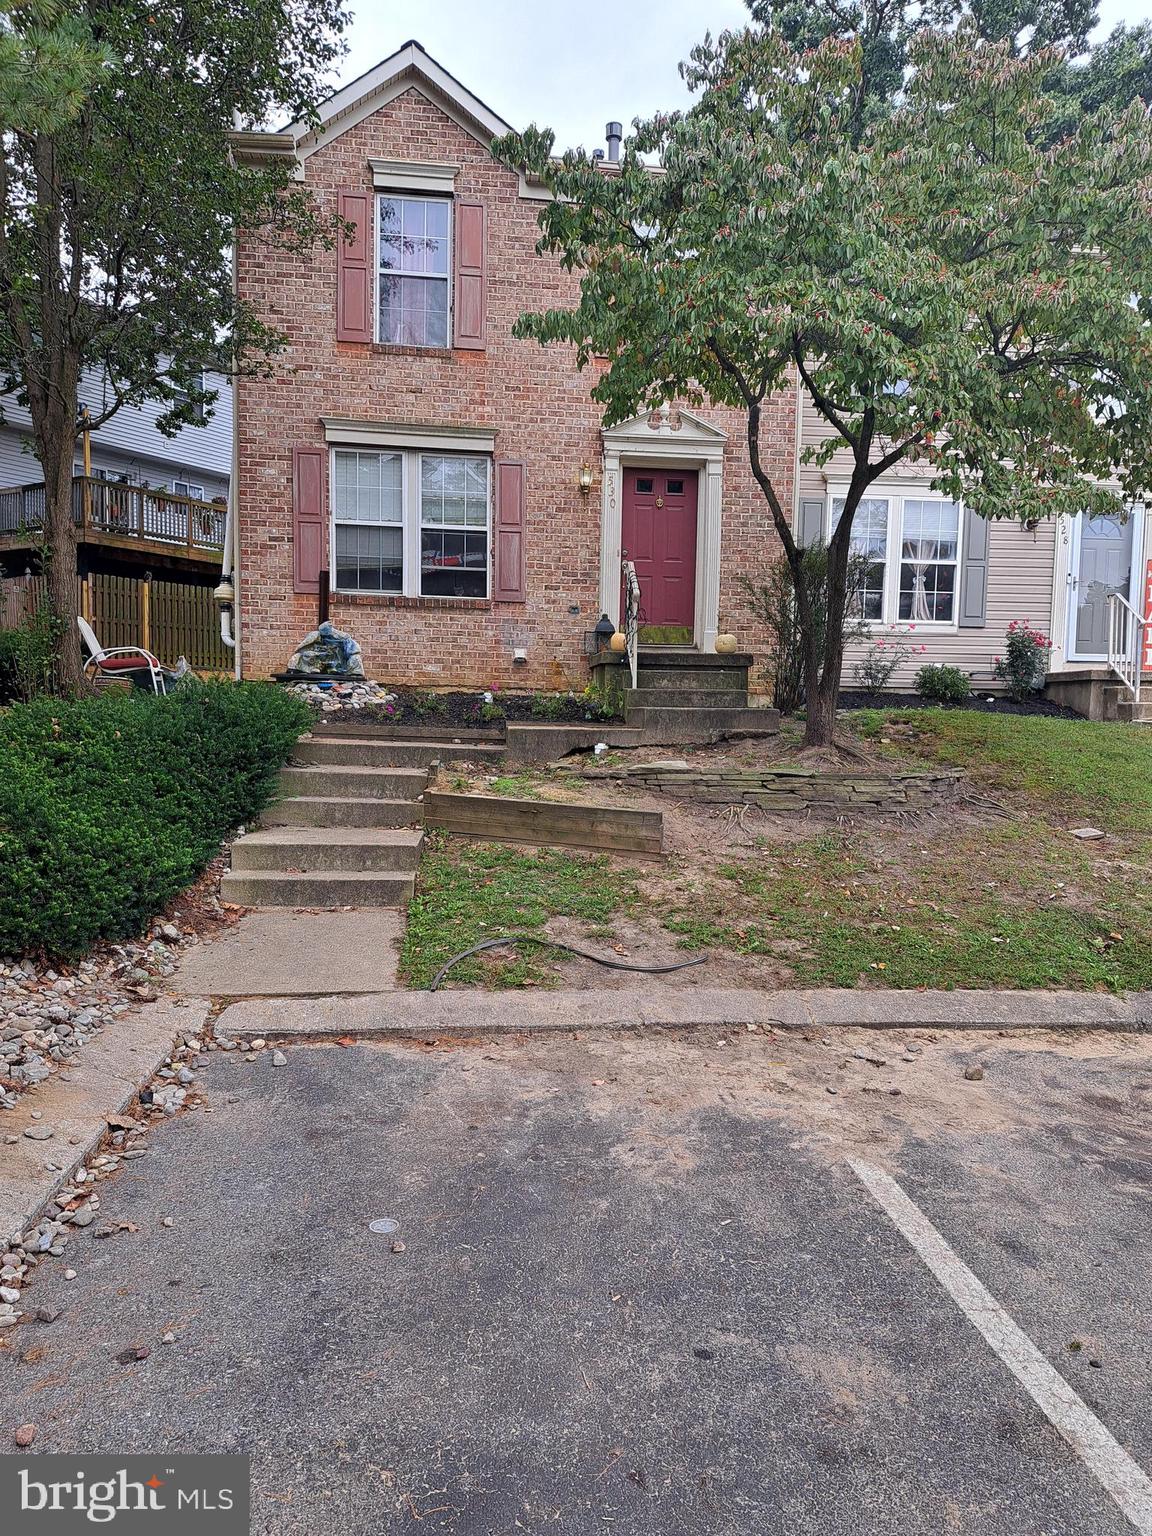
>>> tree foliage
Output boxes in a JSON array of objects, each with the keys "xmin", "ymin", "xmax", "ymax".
[
  {"xmin": 0, "ymin": 0, "xmax": 349, "ymax": 685},
  {"xmin": 494, "ymin": 25, "xmax": 1152, "ymax": 744},
  {"xmin": 745, "ymin": 0, "xmax": 1099, "ymax": 139}
]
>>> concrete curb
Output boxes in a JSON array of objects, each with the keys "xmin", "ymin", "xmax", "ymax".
[
  {"xmin": 213, "ymin": 987, "xmax": 1151, "ymax": 1042},
  {"xmin": 0, "ymin": 997, "xmax": 210, "ymax": 1246}
]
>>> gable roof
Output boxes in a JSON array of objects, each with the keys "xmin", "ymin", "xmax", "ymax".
[{"xmin": 283, "ymin": 39, "xmax": 515, "ymax": 161}]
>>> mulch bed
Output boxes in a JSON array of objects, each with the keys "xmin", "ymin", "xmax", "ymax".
[
  {"xmin": 321, "ymin": 688, "xmax": 622, "ymax": 729},
  {"xmin": 836, "ymin": 690, "xmax": 1081, "ymax": 719}
]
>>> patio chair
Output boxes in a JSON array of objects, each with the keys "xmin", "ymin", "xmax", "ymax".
[{"xmin": 76, "ymin": 616, "xmax": 167, "ymax": 695}]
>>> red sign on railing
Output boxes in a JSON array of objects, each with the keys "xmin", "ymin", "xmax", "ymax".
[{"xmin": 1145, "ymin": 559, "xmax": 1152, "ymax": 671}]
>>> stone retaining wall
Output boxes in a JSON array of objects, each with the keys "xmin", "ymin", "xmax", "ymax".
[{"xmin": 583, "ymin": 764, "xmax": 964, "ymax": 811}]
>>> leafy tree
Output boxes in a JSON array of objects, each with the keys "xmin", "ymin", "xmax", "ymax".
[
  {"xmin": 0, "ymin": 0, "xmax": 349, "ymax": 688},
  {"xmin": 747, "ymin": 0, "xmax": 1098, "ymax": 138},
  {"xmin": 1049, "ymin": 23, "xmax": 1152, "ymax": 139},
  {"xmin": 495, "ymin": 25, "xmax": 1152, "ymax": 747}
]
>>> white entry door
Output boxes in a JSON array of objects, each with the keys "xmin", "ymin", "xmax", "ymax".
[{"xmin": 1066, "ymin": 510, "xmax": 1141, "ymax": 661}]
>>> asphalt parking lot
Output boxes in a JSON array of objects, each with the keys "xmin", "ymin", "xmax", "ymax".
[{"xmin": 3, "ymin": 1025, "xmax": 1151, "ymax": 1535}]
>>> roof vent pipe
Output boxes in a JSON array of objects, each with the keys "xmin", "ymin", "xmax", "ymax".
[{"xmin": 605, "ymin": 122, "xmax": 622, "ymax": 162}]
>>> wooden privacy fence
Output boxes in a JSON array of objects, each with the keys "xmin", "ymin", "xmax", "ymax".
[{"xmin": 0, "ymin": 570, "xmax": 229, "ymax": 674}]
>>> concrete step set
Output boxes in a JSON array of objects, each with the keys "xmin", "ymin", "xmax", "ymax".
[
  {"xmin": 225, "ymin": 649, "xmax": 777, "ymax": 910},
  {"xmin": 1117, "ymin": 695, "xmax": 1152, "ymax": 724},
  {"xmin": 622, "ymin": 651, "xmax": 779, "ymax": 741},
  {"xmin": 222, "ymin": 738, "xmax": 445, "ymax": 909}
]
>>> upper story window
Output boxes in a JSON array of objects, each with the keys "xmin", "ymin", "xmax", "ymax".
[
  {"xmin": 832, "ymin": 492, "xmax": 962, "ymax": 626},
  {"xmin": 378, "ymin": 195, "xmax": 451, "ymax": 348}
]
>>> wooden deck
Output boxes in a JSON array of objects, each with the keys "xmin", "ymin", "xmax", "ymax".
[{"xmin": 0, "ymin": 476, "xmax": 225, "ymax": 566}]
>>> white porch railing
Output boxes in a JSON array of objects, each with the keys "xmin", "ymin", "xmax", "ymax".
[
  {"xmin": 1106, "ymin": 590, "xmax": 1146, "ymax": 704},
  {"xmin": 622, "ymin": 557, "xmax": 641, "ymax": 691}
]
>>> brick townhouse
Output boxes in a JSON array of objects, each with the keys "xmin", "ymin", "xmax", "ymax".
[
  {"xmin": 231, "ymin": 38, "xmax": 1150, "ymax": 716},
  {"xmin": 230, "ymin": 40, "xmax": 796, "ymax": 693}
]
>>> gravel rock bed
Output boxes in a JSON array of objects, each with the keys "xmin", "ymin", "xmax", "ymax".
[
  {"xmin": 283, "ymin": 679, "xmax": 397, "ymax": 712},
  {"xmin": 1, "ymin": 1031, "xmax": 280, "ymax": 1330},
  {"xmin": 0, "ymin": 1029, "xmax": 209, "ymax": 1328},
  {"xmin": 0, "ymin": 857, "xmax": 235, "ymax": 1113}
]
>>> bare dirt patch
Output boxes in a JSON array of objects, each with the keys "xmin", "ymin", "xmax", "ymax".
[{"xmin": 384, "ymin": 1025, "xmax": 1152, "ymax": 1168}]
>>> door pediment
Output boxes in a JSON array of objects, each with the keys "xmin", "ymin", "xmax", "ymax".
[{"xmin": 602, "ymin": 407, "xmax": 727, "ymax": 458}]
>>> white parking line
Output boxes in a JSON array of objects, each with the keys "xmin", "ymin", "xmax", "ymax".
[{"xmin": 849, "ymin": 1159, "xmax": 1152, "ymax": 1536}]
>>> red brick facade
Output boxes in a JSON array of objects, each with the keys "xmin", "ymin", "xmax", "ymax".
[{"xmin": 235, "ymin": 76, "xmax": 796, "ymax": 692}]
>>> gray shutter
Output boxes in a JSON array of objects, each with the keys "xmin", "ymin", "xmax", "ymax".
[
  {"xmin": 958, "ymin": 508, "xmax": 989, "ymax": 628},
  {"xmin": 795, "ymin": 497, "xmax": 825, "ymax": 548}
]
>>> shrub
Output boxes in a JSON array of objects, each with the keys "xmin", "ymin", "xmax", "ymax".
[
  {"xmin": 993, "ymin": 620, "xmax": 1052, "ymax": 700},
  {"xmin": 915, "ymin": 663, "xmax": 972, "ymax": 705},
  {"xmin": 741, "ymin": 543, "xmax": 870, "ymax": 714},
  {"xmin": 0, "ymin": 605, "xmax": 58, "ymax": 703},
  {"xmin": 0, "ymin": 681, "xmax": 309, "ymax": 958},
  {"xmin": 529, "ymin": 690, "xmax": 569, "ymax": 720},
  {"xmin": 852, "ymin": 629, "xmax": 928, "ymax": 698}
]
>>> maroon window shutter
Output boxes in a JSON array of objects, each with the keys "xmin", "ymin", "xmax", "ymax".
[
  {"xmin": 453, "ymin": 199, "xmax": 487, "ymax": 350},
  {"xmin": 292, "ymin": 446, "xmax": 327, "ymax": 594},
  {"xmin": 493, "ymin": 459, "xmax": 525, "ymax": 602},
  {"xmin": 336, "ymin": 190, "xmax": 373, "ymax": 343}
]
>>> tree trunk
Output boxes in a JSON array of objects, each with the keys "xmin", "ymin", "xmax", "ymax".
[
  {"xmin": 801, "ymin": 527, "xmax": 852, "ymax": 750},
  {"xmin": 40, "ymin": 428, "xmax": 83, "ymax": 692}
]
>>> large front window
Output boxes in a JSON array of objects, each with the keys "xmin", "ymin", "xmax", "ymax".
[
  {"xmin": 331, "ymin": 447, "xmax": 489, "ymax": 598},
  {"xmin": 378, "ymin": 195, "xmax": 450, "ymax": 347},
  {"xmin": 831, "ymin": 492, "xmax": 962, "ymax": 626}
]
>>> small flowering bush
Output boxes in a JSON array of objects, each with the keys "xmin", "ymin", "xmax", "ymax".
[
  {"xmin": 851, "ymin": 629, "xmax": 928, "ymax": 698},
  {"xmin": 465, "ymin": 689, "xmax": 506, "ymax": 725},
  {"xmin": 915, "ymin": 663, "xmax": 972, "ymax": 705},
  {"xmin": 993, "ymin": 620, "xmax": 1052, "ymax": 700}
]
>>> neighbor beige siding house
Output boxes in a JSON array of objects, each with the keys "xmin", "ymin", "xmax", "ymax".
[{"xmin": 793, "ymin": 392, "xmax": 1151, "ymax": 703}]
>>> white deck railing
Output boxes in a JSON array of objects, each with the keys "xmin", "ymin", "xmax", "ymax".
[
  {"xmin": 1106, "ymin": 590, "xmax": 1146, "ymax": 704},
  {"xmin": 622, "ymin": 558, "xmax": 641, "ymax": 692}
]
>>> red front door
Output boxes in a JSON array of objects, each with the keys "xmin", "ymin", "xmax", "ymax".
[{"xmin": 621, "ymin": 468, "xmax": 698, "ymax": 632}]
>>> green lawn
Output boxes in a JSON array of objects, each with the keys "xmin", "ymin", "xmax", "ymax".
[
  {"xmin": 662, "ymin": 711, "xmax": 1152, "ymax": 992},
  {"xmin": 665, "ymin": 820, "xmax": 1152, "ymax": 992},
  {"xmin": 852, "ymin": 708, "xmax": 1152, "ymax": 833},
  {"xmin": 400, "ymin": 836, "xmax": 638, "ymax": 989},
  {"xmin": 402, "ymin": 712, "xmax": 1152, "ymax": 993}
]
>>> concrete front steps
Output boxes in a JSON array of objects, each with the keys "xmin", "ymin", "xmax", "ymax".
[
  {"xmin": 1118, "ymin": 696, "xmax": 1152, "ymax": 723},
  {"xmin": 294, "ymin": 736, "xmax": 506, "ymax": 769},
  {"xmin": 622, "ymin": 650, "xmax": 780, "ymax": 743},
  {"xmin": 222, "ymin": 736, "xmax": 436, "ymax": 908}
]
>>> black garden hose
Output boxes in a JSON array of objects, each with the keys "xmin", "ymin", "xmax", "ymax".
[{"xmin": 429, "ymin": 934, "xmax": 709, "ymax": 992}]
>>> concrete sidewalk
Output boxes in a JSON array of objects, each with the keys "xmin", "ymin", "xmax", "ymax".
[{"xmin": 214, "ymin": 984, "xmax": 1150, "ymax": 1041}]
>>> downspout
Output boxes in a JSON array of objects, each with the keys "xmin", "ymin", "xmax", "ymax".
[{"xmin": 213, "ymin": 210, "xmax": 241, "ymax": 675}]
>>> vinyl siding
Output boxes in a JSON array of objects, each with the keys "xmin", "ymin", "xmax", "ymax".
[
  {"xmin": 0, "ymin": 367, "xmax": 232, "ymax": 487},
  {"xmin": 797, "ymin": 391, "xmax": 1061, "ymax": 687}
]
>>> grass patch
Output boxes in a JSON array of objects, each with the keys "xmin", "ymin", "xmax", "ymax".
[
  {"xmin": 851, "ymin": 709, "xmax": 1152, "ymax": 833},
  {"xmin": 486, "ymin": 773, "xmax": 548, "ymax": 800},
  {"xmin": 662, "ymin": 822, "xmax": 1152, "ymax": 992},
  {"xmin": 400, "ymin": 837, "xmax": 639, "ymax": 989}
]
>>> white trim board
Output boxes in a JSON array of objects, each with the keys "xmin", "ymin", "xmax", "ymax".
[
  {"xmin": 322, "ymin": 418, "xmax": 497, "ymax": 454},
  {"xmin": 599, "ymin": 409, "xmax": 727, "ymax": 652},
  {"xmin": 284, "ymin": 41, "xmax": 513, "ymax": 163}
]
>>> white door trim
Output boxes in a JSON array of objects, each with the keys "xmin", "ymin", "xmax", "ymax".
[
  {"xmin": 599, "ymin": 409, "xmax": 727, "ymax": 652},
  {"xmin": 1063, "ymin": 506, "xmax": 1145, "ymax": 663}
]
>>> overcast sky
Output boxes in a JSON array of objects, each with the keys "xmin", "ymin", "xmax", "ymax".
[{"xmin": 335, "ymin": 0, "xmax": 1151, "ymax": 152}]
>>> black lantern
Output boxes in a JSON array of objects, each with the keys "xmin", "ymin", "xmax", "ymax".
[{"xmin": 593, "ymin": 613, "xmax": 615, "ymax": 651}]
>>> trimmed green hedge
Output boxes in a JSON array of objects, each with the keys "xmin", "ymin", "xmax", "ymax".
[{"xmin": 0, "ymin": 681, "xmax": 310, "ymax": 958}]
